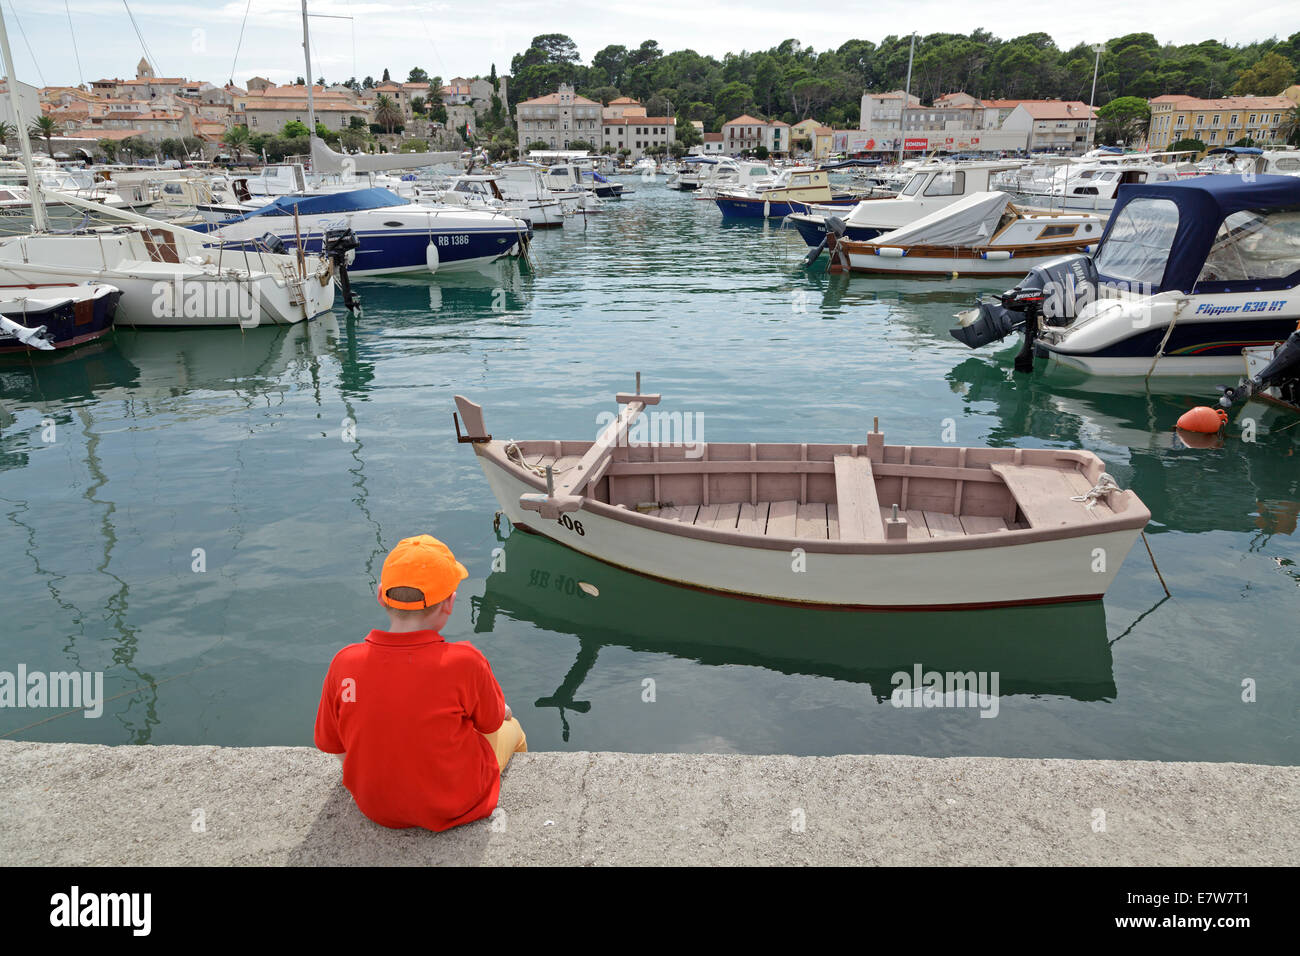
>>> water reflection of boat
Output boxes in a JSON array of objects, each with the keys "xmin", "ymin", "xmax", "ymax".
[
  {"xmin": 947, "ymin": 355, "xmax": 1300, "ymax": 540},
  {"xmin": 472, "ymin": 529, "xmax": 1118, "ymax": 730}
]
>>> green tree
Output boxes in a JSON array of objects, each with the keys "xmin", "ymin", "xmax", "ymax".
[
  {"xmin": 373, "ymin": 95, "xmax": 403, "ymax": 134},
  {"xmin": 675, "ymin": 121, "xmax": 702, "ymax": 148},
  {"xmin": 1168, "ymin": 138, "xmax": 1206, "ymax": 154},
  {"xmin": 1096, "ymin": 95, "xmax": 1150, "ymax": 145},
  {"xmin": 28, "ymin": 115, "xmax": 59, "ymax": 157},
  {"xmin": 282, "ymin": 120, "xmax": 311, "ymax": 138},
  {"xmin": 408, "ymin": 67, "xmax": 429, "ymax": 84},
  {"xmin": 1232, "ymin": 52, "xmax": 1295, "ymax": 95},
  {"xmin": 526, "ymin": 140, "xmax": 550, "ymax": 151},
  {"xmin": 96, "ymin": 137, "xmax": 118, "ymax": 161},
  {"xmin": 1278, "ymin": 106, "xmax": 1300, "ymax": 145},
  {"xmin": 568, "ymin": 139, "xmax": 597, "ymax": 152},
  {"xmin": 0, "ymin": 121, "xmax": 13, "ymax": 146},
  {"xmin": 716, "ymin": 81, "xmax": 755, "ymax": 120}
]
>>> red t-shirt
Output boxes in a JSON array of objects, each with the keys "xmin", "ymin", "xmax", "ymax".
[{"xmin": 314, "ymin": 629, "xmax": 505, "ymax": 831}]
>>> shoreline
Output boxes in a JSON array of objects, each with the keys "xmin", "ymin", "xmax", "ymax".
[{"xmin": 1, "ymin": 741, "xmax": 1296, "ymax": 865}]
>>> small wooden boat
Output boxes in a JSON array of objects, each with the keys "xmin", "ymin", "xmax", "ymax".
[
  {"xmin": 830, "ymin": 191, "xmax": 1103, "ymax": 277},
  {"xmin": 0, "ymin": 282, "xmax": 120, "ymax": 353},
  {"xmin": 453, "ymin": 382, "xmax": 1150, "ymax": 609}
]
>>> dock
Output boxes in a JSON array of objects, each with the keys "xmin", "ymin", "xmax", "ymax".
[{"xmin": 1, "ymin": 741, "xmax": 1294, "ymax": 865}]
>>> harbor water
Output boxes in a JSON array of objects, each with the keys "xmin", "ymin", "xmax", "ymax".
[{"xmin": 2, "ymin": 177, "xmax": 1297, "ymax": 763}]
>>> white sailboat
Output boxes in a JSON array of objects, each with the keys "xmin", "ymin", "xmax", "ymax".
[{"xmin": 0, "ymin": 12, "xmax": 335, "ymax": 329}]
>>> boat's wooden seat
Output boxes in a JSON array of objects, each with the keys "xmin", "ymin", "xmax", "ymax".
[
  {"xmin": 990, "ymin": 463, "xmax": 1113, "ymax": 527},
  {"xmin": 833, "ymin": 455, "xmax": 886, "ymax": 541}
]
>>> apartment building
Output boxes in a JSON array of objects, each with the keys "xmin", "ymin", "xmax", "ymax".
[
  {"xmin": 515, "ymin": 83, "xmax": 603, "ymax": 150},
  {"xmin": 1147, "ymin": 94, "xmax": 1292, "ymax": 148},
  {"xmin": 1001, "ymin": 101, "xmax": 1096, "ymax": 153}
]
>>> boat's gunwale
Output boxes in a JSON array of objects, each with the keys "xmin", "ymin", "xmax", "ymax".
[{"xmin": 475, "ymin": 439, "xmax": 1151, "ymax": 555}]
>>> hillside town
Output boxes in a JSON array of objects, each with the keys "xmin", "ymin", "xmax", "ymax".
[{"xmin": 6, "ymin": 45, "xmax": 1299, "ymax": 166}]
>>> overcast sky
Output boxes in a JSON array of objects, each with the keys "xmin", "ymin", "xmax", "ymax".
[{"xmin": 6, "ymin": 0, "xmax": 1297, "ymax": 90}]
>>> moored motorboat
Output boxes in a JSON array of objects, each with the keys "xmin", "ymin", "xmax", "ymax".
[
  {"xmin": 453, "ymin": 383, "xmax": 1150, "ymax": 609},
  {"xmin": 950, "ymin": 175, "xmax": 1300, "ymax": 377},
  {"xmin": 830, "ymin": 192, "xmax": 1103, "ymax": 277},
  {"xmin": 714, "ymin": 168, "xmax": 860, "ymax": 219},
  {"xmin": 0, "ymin": 282, "xmax": 120, "ymax": 353}
]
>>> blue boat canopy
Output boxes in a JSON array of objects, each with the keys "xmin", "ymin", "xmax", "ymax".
[
  {"xmin": 219, "ymin": 187, "xmax": 408, "ymax": 223},
  {"xmin": 1208, "ymin": 146, "xmax": 1263, "ymax": 156},
  {"xmin": 1094, "ymin": 175, "xmax": 1300, "ymax": 294}
]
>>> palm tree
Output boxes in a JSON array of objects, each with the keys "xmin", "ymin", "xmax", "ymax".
[
  {"xmin": 373, "ymin": 94, "xmax": 402, "ymax": 135},
  {"xmin": 1278, "ymin": 107, "xmax": 1300, "ymax": 146},
  {"xmin": 0, "ymin": 122, "xmax": 13, "ymax": 148},
  {"xmin": 222, "ymin": 124, "xmax": 251, "ymax": 161},
  {"xmin": 28, "ymin": 115, "xmax": 59, "ymax": 158}
]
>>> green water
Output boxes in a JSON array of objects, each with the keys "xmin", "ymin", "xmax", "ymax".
[{"xmin": 1, "ymin": 179, "xmax": 1297, "ymax": 762}]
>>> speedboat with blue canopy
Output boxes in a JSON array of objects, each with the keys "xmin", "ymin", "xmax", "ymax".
[
  {"xmin": 196, "ymin": 187, "xmax": 532, "ymax": 277},
  {"xmin": 949, "ymin": 174, "xmax": 1300, "ymax": 377}
]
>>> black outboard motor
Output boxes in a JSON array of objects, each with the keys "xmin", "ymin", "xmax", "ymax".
[
  {"xmin": 259, "ymin": 232, "xmax": 286, "ymax": 255},
  {"xmin": 1219, "ymin": 327, "xmax": 1300, "ymax": 409},
  {"xmin": 322, "ymin": 227, "xmax": 361, "ymax": 312},
  {"xmin": 949, "ymin": 253, "xmax": 1097, "ymax": 372},
  {"xmin": 804, "ymin": 215, "xmax": 847, "ymax": 267}
]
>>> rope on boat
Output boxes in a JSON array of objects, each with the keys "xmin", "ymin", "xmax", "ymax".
[
  {"xmin": 1070, "ymin": 472, "xmax": 1121, "ymax": 505},
  {"xmin": 505, "ymin": 441, "xmax": 575, "ymax": 479}
]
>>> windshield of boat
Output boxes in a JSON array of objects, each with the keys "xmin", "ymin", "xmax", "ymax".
[
  {"xmin": 1195, "ymin": 206, "xmax": 1300, "ymax": 287},
  {"xmin": 1093, "ymin": 197, "xmax": 1180, "ymax": 286},
  {"xmin": 901, "ymin": 173, "xmax": 926, "ymax": 196},
  {"xmin": 924, "ymin": 170, "xmax": 965, "ymax": 196}
]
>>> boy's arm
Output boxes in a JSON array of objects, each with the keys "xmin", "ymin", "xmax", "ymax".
[
  {"xmin": 313, "ymin": 667, "xmax": 346, "ymax": 754},
  {"xmin": 467, "ymin": 652, "xmax": 507, "ymax": 735}
]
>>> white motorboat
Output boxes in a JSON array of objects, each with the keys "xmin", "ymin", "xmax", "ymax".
[
  {"xmin": 790, "ymin": 161, "xmax": 1026, "ymax": 253},
  {"xmin": 950, "ymin": 175, "xmax": 1300, "ymax": 377},
  {"xmin": 423, "ymin": 173, "xmax": 565, "ymax": 229},
  {"xmin": 831, "ymin": 192, "xmax": 1104, "ymax": 277},
  {"xmin": 201, "ymin": 187, "xmax": 532, "ymax": 277}
]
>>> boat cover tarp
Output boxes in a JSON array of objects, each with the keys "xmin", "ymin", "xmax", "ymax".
[
  {"xmin": 871, "ymin": 191, "xmax": 1010, "ymax": 247},
  {"xmin": 821, "ymin": 159, "xmax": 883, "ymax": 170},
  {"xmin": 1099, "ymin": 174, "xmax": 1300, "ymax": 293},
  {"xmin": 218, "ymin": 188, "xmax": 407, "ymax": 223}
]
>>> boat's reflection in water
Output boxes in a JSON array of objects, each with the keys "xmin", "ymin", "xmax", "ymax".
[{"xmin": 473, "ymin": 528, "xmax": 1117, "ymax": 738}]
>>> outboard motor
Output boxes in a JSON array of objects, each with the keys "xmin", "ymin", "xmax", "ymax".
[
  {"xmin": 804, "ymin": 215, "xmax": 847, "ymax": 268},
  {"xmin": 949, "ymin": 254, "xmax": 1097, "ymax": 372},
  {"xmin": 1219, "ymin": 327, "xmax": 1300, "ymax": 409},
  {"xmin": 322, "ymin": 227, "xmax": 362, "ymax": 312},
  {"xmin": 259, "ymin": 232, "xmax": 286, "ymax": 255}
]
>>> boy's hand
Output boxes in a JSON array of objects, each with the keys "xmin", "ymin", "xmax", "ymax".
[{"xmin": 503, "ymin": 703, "xmax": 513, "ymax": 722}]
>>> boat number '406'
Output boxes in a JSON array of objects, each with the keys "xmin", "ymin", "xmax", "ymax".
[
  {"xmin": 556, "ymin": 514, "xmax": 586, "ymax": 535},
  {"xmin": 436, "ymin": 234, "xmax": 470, "ymax": 246}
]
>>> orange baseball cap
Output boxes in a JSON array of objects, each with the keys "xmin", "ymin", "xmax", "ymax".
[{"xmin": 377, "ymin": 534, "xmax": 468, "ymax": 610}]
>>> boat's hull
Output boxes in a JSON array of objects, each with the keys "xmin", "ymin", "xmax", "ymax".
[
  {"xmin": 786, "ymin": 215, "xmax": 884, "ymax": 246},
  {"xmin": 716, "ymin": 196, "xmax": 858, "ymax": 219},
  {"xmin": 0, "ymin": 285, "xmax": 119, "ymax": 353},
  {"xmin": 840, "ymin": 246, "xmax": 1092, "ymax": 277},
  {"xmin": 469, "ymin": 447, "xmax": 1140, "ymax": 609},
  {"xmin": 204, "ymin": 208, "xmax": 529, "ymax": 276},
  {"xmin": 1038, "ymin": 293, "xmax": 1300, "ymax": 377}
]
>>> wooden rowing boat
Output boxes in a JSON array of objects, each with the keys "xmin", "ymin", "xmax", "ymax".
[{"xmin": 453, "ymin": 383, "xmax": 1150, "ymax": 609}]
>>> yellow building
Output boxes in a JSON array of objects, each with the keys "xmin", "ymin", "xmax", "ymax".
[{"xmin": 1147, "ymin": 94, "xmax": 1293, "ymax": 149}]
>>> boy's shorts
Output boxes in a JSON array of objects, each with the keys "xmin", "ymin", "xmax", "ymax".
[{"xmin": 483, "ymin": 717, "xmax": 527, "ymax": 772}]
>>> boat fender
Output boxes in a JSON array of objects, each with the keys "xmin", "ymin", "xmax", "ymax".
[
  {"xmin": 982, "ymin": 250, "xmax": 1013, "ymax": 261},
  {"xmin": 1176, "ymin": 406, "xmax": 1228, "ymax": 433},
  {"xmin": 763, "ymin": 199, "xmax": 771, "ymax": 218},
  {"xmin": 426, "ymin": 241, "xmax": 440, "ymax": 274},
  {"xmin": 875, "ymin": 247, "xmax": 906, "ymax": 258}
]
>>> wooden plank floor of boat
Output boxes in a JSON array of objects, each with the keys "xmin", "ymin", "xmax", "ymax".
[{"xmin": 644, "ymin": 501, "xmax": 1019, "ymax": 540}]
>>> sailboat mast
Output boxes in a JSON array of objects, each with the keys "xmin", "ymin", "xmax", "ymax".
[
  {"xmin": 0, "ymin": 8, "xmax": 48, "ymax": 232},
  {"xmin": 301, "ymin": 0, "xmax": 316, "ymax": 136}
]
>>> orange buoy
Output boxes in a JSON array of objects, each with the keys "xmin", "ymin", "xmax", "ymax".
[{"xmin": 1176, "ymin": 406, "xmax": 1228, "ymax": 433}]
